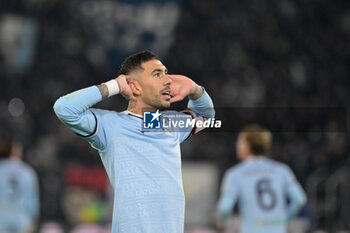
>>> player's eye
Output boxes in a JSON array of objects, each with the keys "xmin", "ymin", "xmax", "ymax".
[{"xmin": 154, "ymin": 73, "xmax": 161, "ymax": 78}]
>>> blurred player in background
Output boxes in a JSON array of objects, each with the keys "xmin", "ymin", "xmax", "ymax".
[
  {"xmin": 216, "ymin": 124, "xmax": 307, "ymax": 233},
  {"xmin": 53, "ymin": 51, "xmax": 214, "ymax": 233},
  {"xmin": 0, "ymin": 139, "xmax": 40, "ymax": 233}
]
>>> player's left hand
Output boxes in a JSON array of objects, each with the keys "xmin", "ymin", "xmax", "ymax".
[
  {"xmin": 216, "ymin": 224, "xmax": 225, "ymax": 233},
  {"xmin": 214, "ymin": 209, "xmax": 226, "ymax": 233},
  {"xmin": 169, "ymin": 74, "xmax": 203, "ymax": 103}
]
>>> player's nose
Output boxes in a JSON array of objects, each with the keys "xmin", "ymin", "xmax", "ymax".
[{"xmin": 164, "ymin": 75, "xmax": 172, "ymax": 86}]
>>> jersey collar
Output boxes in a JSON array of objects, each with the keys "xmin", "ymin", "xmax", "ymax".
[{"xmin": 124, "ymin": 110, "xmax": 143, "ymax": 119}]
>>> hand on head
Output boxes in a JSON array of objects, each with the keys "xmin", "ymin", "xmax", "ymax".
[
  {"xmin": 168, "ymin": 74, "xmax": 202, "ymax": 102},
  {"xmin": 115, "ymin": 75, "xmax": 136, "ymax": 102}
]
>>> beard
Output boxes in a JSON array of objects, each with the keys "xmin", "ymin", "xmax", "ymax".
[{"xmin": 143, "ymin": 94, "xmax": 171, "ymax": 110}]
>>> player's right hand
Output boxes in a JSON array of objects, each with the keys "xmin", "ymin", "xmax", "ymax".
[{"xmin": 115, "ymin": 75, "xmax": 136, "ymax": 101}]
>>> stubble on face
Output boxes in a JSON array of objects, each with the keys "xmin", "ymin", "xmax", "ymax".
[{"xmin": 135, "ymin": 60, "xmax": 171, "ymax": 109}]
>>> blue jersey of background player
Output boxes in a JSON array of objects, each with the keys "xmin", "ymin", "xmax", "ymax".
[
  {"xmin": 0, "ymin": 140, "xmax": 40, "ymax": 233},
  {"xmin": 53, "ymin": 51, "xmax": 215, "ymax": 233},
  {"xmin": 216, "ymin": 124, "xmax": 307, "ymax": 233}
]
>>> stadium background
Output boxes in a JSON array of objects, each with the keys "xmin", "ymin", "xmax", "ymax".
[{"xmin": 1, "ymin": 0, "xmax": 349, "ymax": 232}]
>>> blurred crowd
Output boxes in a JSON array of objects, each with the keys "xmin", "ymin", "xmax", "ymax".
[{"xmin": 1, "ymin": 0, "xmax": 350, "ymax": 232}]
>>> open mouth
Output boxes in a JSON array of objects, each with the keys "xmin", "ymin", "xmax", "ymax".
[{"xmin": 161, "ymin": 90, "xmax": 173, "ymax": 99}]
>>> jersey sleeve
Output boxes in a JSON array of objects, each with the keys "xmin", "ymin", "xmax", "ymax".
[
  {"xmin": 178, "ymin": 87, "xmax": 215, "ymax": 143},
  {"xmin": 53, "ymin": 86, "xmax": 108, "ymax": 151},
  {"xmin": 81, "ymin": 109, "xmax": 109, "ymax": 152},
  {"xmin": 25, "ymin": 168, "xmax": 40, "ymax": 221},
  {"xmin": 217, "ymin": 169, "xmax": 240, "ymax": 223},
  {"xmin": 283, "ymin": 166, "xmax": 307, "ymax": 221},
  {"xmin": 283, "ymin": 165, "xmax": 297, "ymax": 186}
]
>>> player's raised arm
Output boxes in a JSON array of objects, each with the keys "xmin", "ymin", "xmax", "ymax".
[
  {"xmin": 169, "ymin": 74, "xmax": 215, "ymax": 119},
  {"xmin": 53, "ymin": 75, "xmax": 133, "ymax": 146}
]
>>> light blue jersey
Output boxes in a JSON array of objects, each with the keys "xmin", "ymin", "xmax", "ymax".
[
  {"xmin": 54, "ymin": 85, "xmax": 214, "ymax": 233},
  {"xmin": 217, "ymin": 157, "xmax": 307, "ymax": 233},
  {"xmin": 0, "ymin": 159, "xmax": 39, "ymax": 233}
]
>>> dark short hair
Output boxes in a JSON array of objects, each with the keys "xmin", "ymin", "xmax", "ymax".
[
  {"xmin": 239, "ymin": 124, "xmax": 272, "ymax": 156},
  {"xmin": 118, "ymin": 51, "xmax": 160, "ymax": 75},
  {"xmin": 0, "ymin": 139, "xmax": 12, "ymax": 159}
]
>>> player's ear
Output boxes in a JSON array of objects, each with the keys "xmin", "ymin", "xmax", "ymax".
[{"xmin": 128, "ymin": 79, "xmax": 142, "ymax": 96}]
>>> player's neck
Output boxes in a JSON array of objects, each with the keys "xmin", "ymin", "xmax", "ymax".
[
  {"xmin": 245, "ymin": 154, "xmax": 265, "ymax": 161},
  {"xmin": 244, "ymin": 154, "xmax": 256, "ymax": 160},
  {"xmin": 127, "ymin": 101, "xmax": 157, "ymax": 115}
]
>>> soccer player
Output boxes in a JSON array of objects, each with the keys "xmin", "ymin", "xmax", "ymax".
[
  {"xmin": 216, "ymin": 125, "xmax": 307, "ymax": 233},
  {"xmin": 53, "ymin": 51, "xmax": 215, "ymax": 233},
  {"xmin": 0, "ymin": 139, "xmax": 40, "ymax": 233}
]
